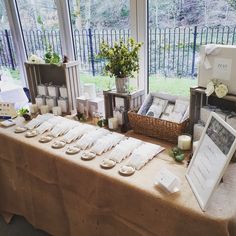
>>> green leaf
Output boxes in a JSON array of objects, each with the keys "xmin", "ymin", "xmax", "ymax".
[
  {"xmin": 17, "ymin": 108, "xmax": 29, "ymax": 116},
  {"xmin": 97, "ymin": 120, "xmax": 103, "ymax": 127},
  {"xmin": 175, "ymin": 154, "xmax": 185, "ymax": 162}
]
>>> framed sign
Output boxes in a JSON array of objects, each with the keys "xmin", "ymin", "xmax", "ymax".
[{"xmin": 186, "ymin": 112, "xmax": 236, "ymax": 211}]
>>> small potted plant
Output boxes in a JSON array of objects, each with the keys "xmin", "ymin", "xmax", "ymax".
[
  {"xmin": 97, "ymin": 38, "xmax": 143, "ymax": 93},
  {"xmin": 18, "ymin": 108, "xmax": 31, "ymax": 121}
]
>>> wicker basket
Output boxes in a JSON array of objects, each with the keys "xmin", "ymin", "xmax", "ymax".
[{"xmin": 128, "ymin": 111, "xmax": 190, "ymax": 143}]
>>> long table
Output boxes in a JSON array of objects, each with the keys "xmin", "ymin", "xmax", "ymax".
[{"xmin": 0, "ymin": 124, "xmax": 236, "ymax": 236}]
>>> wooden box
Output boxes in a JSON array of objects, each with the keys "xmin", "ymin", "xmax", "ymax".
[
  {"xmin": 189, "ymin": 86, "xmax": 236, "ymax": 131},
  {"xmin": 103, "ymin": 89, "xmax": 145, "ymax": 132},
  {"xmin": 25, "ymin": 61, "xmax": 81, "ymax": 114}
]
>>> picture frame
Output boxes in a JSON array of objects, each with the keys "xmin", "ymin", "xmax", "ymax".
[{"xmin": 186, "ymin": 112, "xmax": 236, "ymax": 211}]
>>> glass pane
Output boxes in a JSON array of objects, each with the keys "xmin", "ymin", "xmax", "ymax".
[
  {"xmin": 16, "ymin": 0, "xmax": 62, "ymax": 58},
  {"xmin": 0, "ymin": 0, "xmax": 22, "ymax": 90},
  {"xmin": 69, "ymin": 0, "xmax": 130, "ymax": 94},
  {"xmin": 148, "ymin": 0, "xmax": 236, "ymax": 96}
]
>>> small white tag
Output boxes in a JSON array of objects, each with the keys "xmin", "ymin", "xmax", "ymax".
[{"xmin": 155, "ymin": 168, "xmax": 181, "ymax": 193}]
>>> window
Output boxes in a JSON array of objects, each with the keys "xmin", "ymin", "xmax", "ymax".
[
  {"xmin": 148, "ymin": 0, "xmax": 236, "ymax": 97},
  {"xmin": 148, "ymin": 0, "xmax": 198, "ymax": 97},
  {"xmin": 0, "ymin": 0, "xmax": 21, "ymax": 90},
  {"xmin": 16, "ymin": 0, "xmax": 62, "ymax": 58},
  {"xmin": 68, "ymin": 0, "xmax": 131, "ymax": 93}
]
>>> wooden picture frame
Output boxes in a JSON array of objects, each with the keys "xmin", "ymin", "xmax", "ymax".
[{"xmin": 186, "ymin": 112, "xmax": 236, "ymax": 211}]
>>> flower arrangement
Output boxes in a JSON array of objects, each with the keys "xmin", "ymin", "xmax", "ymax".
[
  {"xmin": 205, "ymin": 80, "xmax": 228, "ymax": 98},
  {"xmin": 97, "ymin": 38, "xmax": 143, "ymax": 78},
  {"xmin": 17, "ymin": 108, "xmax": 31, "ymax": 121},
  {"xmin": 28, "ymin": 45, "xmax": 61, "ymax": 65}
]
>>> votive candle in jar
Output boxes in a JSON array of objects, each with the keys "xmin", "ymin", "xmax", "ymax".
[
  {"xmin": 178, "ymin": 135, "xmax": 192, "ymax": 151},
  {"xmin": 40, "ymin": 105, "xmax": 49, "ymax": 114},
  {"xmin": 57, "ymin": 97, "xmax": 68, "ymax": 113},
  {"xmin": 29, "ymin": 104, "xmax": 39, "ymax": 114},
  {"xmin": 52, "ymin": 106, "xmax": 62, "ymax": 116},
  {"xmin": 46, "ymin": 96, "xmax": 57, "ymax": 112},
  {"xmin": 35, "ymin": 95, "xmax": 46, "ymax": 107}
]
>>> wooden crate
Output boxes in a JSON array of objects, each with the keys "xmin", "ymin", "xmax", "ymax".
[
  {"xmin": 25, "ymin": 61, "xmax": 81, "ymax": 113},
  {"xmin": 190, "ymin": 86, "xmax": 236, "ymax": 130},
  {"xmin": 103, "ymin": 89, "xmax": 145, "ymax": 131}
]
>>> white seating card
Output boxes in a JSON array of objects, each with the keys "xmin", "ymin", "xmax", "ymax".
[
  {"xmin": 76, "ymin": 128, "xmax": 109, "ymax": 150},
  {"xmin": 127, "ymin": 143, "xmax": 164, "ymax": 170},
  {"xmin": 109, "ymin": 138, "xmax": 142, "ymax": 163},
  {"xmin": 155, "ymin": 168, "xmax": 181, "ymax": 193},
  {"xmin": 91, "ymin": 133, "xmax": 124, "ymax": 155}
]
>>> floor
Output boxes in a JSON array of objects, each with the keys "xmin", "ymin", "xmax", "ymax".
[{"xmin": 0, "ymin": 215, "xmax": 50, "ymax": 236}]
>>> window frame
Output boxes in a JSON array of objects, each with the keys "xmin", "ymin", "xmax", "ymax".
[{"xmin": 3, "ymin": 0, "xmax": 148, "ymax": 93}]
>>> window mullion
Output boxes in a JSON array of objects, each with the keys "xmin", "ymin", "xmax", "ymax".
[
  {"xmin": 55, "ymin": 0, "xmax": 75, "ymax": 61},
  {"xmin": 130, "ymin": 0, "xmax": 148, "ymax": 94}
]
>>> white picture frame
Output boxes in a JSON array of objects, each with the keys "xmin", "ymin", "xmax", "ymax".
[{"xmin": 186, "ymin": 112, "xmax": 236, "ymax": 211}]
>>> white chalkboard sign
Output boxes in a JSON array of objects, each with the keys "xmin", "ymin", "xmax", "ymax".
[{"xmin": 186, "ymin": 112, "xmax": 236, "ymax": 211}]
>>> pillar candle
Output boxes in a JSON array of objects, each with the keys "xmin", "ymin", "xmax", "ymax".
[
  {"xmin": 35, "ymin": 95, "xmax": 46, "ymax": 107},
  {"xmin": 108, "ymin": 117, "xmax": 118, "ymax": 130},
  {"xmin": 193, "ymin": 124, "xmax": 204, "ymax": 141},
  {"xmin": 52, "ymin": 106, "xmax": 62, "ymax": 116},
  {"xmin": 57, "ymin": 98, "xmax": 68, "ymax": 113},
  {"xmin": 40, "ymin": 105, "xmax": 49, "ymax": 114},
  {"xmin": 178, "ymin": 135, "xmax": 192, "ymax": 151},
  {"xmin": 192, "ymin": 141, "xmax": 200, "ymax": 153},
  {"xmin": 29, "ymin": 104, "xmax": 39, "ymax": 114},
  {"xmin": 46, "ymin": 96, "xmax": 57, "ymax": 112}
]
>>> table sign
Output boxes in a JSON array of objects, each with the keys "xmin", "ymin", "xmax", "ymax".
[
  {"xmin": 0, "ymin": 102, "xmax": 17, "ymax": 119},
  {"xmin": 186, "ymin": 112, "xmax": 236, "ymax": 211}
]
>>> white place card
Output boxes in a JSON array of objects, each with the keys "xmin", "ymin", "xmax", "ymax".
[
  {"xmin": 155, "ymin": 168, "xmax": 181, "ymax": 193},
  {"xmin": 186, "ymin": 112, "xmax": 236, "ymax": 211}
]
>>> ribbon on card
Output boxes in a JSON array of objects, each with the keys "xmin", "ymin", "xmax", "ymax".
[{"xmin": 203, "ymin": 44, "xmax": 221, "ymax": 70}]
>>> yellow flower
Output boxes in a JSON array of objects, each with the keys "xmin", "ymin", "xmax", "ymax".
[{"xmin": 215, "ymin": 84, "xmax": 228, "ymax": 98}]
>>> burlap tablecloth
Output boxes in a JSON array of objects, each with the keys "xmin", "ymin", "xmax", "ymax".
[{"xmin": 0, "ymin": 125, "xmax": 236, "ymax": 236}]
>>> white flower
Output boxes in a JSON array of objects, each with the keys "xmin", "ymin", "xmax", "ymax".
[
  {"xmin": 205, "ymin": 81, "xmax": 215, "ymax": 96},
  {"xmin": 215, "ymin": 84, "xmax": 228, "ymax": 98},
  {"xmin": 28, "ymin": 54, "xmax": 45, "ymax": 64}
]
